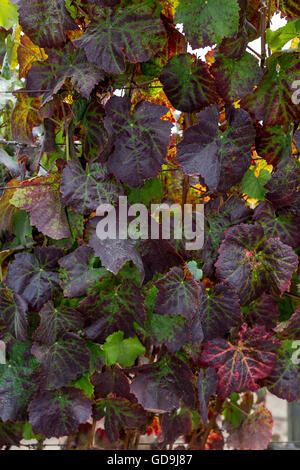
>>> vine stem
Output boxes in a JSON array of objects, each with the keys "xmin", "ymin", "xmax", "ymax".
[
  {"xmin": 88, "ymin": 419, "xmax": 97, "ymax": 449},
  {"xmin": 260, "ymin": 0, "xmax": 268, "ymax": 67},
  {"xmin": 66, "ymin": 435, "xmax": 72, "ymax": 450},
  {"xmin": 124, "ymin": 430, "xmax": 133, "ymax": 450},
  {"xmin": 181, "ymin": 113, "xmax": 193, "ymax": 213},
  {"xmin": 199, "ymin": 399, "xmax": 224, "ymax": 450}
]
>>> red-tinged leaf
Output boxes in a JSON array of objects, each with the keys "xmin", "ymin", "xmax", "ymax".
[
  {"xmin": 12, "ymin": 0, "xmax": 78, "ymax": 48},
  {"xmin": 156, "ymin": 410, "xmax": 192, "ymax": 449},
  {"xmin": 243, "ymin": 293, "xmax": 280, "ymax": 331},
  {"xmin": 160, "ymin": 53, "xmax": 217, "ymax": 113},
  {"xmin": 241, "ymin": 52, "xmax": 300, "ymax": 126},
  {"xmin": 0, "ymin": 288, "xmax": 27, "ymax": 342},
  {"xmin": 93, "ymin": 397, "xmax": 149, "ymax": 443},
  {"xmin": 32, "ymin": 333, "xmax": 90, "ymax": 390},
  {"xmin": 60, "ymin": 159, "xmax": 122, "ymax": 216},
  {"xmin": 91, "ymin": 365, "xmax": 134, "ymax": 401},
  {"xmin": 79, "ymin": 281, "xmax": 146, "ymax": 343},
  {"xmin": 211, "ymin": 52, "xmax": 262, "ymax": 102},
  {"xmin": 0, "ymin": 179, "xmax": 20, "ymax": 232},
  {"xmin": 226, "ymin": 405, "xmax": 273, "ymax": 450},
  {"xmin": 199, "ymin": 281, "xmax": 242, "ymax": 341},
  {"xmin": 11, "ymin": 91, "xmax": 42, "ymax": 144},
  {"xmin": 130, "ymin": 352, "xmax": 195, "ymax": 412},
  {"xmin": 263, "ymin": 344, "xmax": 300, "ymax": 401},
  {"xmin": 200, "ymin": 324, "xmax": 279, "ymax": 398},
  {"xmin": 253, "ymin": 201, "xmax": 300, "ymax": 248},
  {"xmin": 177, "ymin": 105, "xmax": 255, "ymax": 192},
  {"xmin": 276, "ymin": 308, "xmax": 300, "ymax": 340},
  {"xmin": 58, "ymin": 246, "xmax": 107, "ymax": 298},
  {"xmin": 28, "ymin": 387, "xmax": 92, "ymax": 438},
  {"xmin": 0, "ymin": 420, "xmax": 23, "ymax": 447},
  {"xmin": 255, "ymin": 125, "xmax": 292, "ymax": 166},
  {"xmin": 104, "ymin": 96, "xmax": 172, "ymax": 187},
  {"xmin": 9, "ymin": 170, "xmax": 71, "ymax": 240},
  {"xmin": 154, "ymin": 267, "xmax": 200, "ymax": 320},
  {"xmin": 17, "ymin": 34, "xmax": 45, "ymax": 79},
  {"xmin": 196, "ymin": 368, "xmax": 218, "ymax": 425},
  {"xmin": 26, "ymin": 43, "xmax": 105, "ymax": 105},
  {"xmin": 74, "ymin": 4, "xmax": 165, "ymax": 74},
  {"xmin": 5, "ymin": 247, "xmax": 62, "ymax": 311},
  {"xmin": 215, "ymin": 223, "xmax": 298, "ymax": 305},
  {"xmin": 175, "ymin": 0, "xmax": 240, "ymax": 48},
  {"xmin": 33, "ymin": 301, "xmax": 83, "ymax": 346}
]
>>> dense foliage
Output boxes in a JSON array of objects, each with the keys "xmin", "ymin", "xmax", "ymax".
[{"xmin": 0, "ymin": 0, "xmax": 299, "ymax": 450}]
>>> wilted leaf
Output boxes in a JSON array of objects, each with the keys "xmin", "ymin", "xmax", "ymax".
[{"xmin": 17, "ymin": 34, "xmax": 44, "ymax": 79}]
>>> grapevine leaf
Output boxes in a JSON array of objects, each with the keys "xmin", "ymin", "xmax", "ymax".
[
  {"xmin": 211, "ymin": 52, "xmax": 262, "ymax": 102},
  {"xmin": 159, "ymin": 53, "xmax": 217, "ymax": 112},
  {"xmin": 177, "ymin": 105, "xmax": 255, "ymax": 192},
  {"xmin": 60, "ymin": 159, "xmax": 122, "ymax": 216},
  {"xmin": 129, "ymin": 352, "xmax": 195, "ymax": 412},
  {"xmin": 28, "ymin": 387, "xmax": 92, "ymax": 438},
  {"xmin": 241, "ymin": 168, "xmax": 271, "ymax": 200},
  {"xmin": 156, "ymin": 410, "xmax": 192, "ymax": 449},
  {"xmin": 226, "ymin": 405, "xmax": 273, "ymax": 450},
  {"xmin": 243, "ymin": 293, "xmax": 280, "ymax": 331},
  {"xmin": 241, "ymin": 52, "xmax": 300, "ymax": 126},
  {"xmin": 17, "ymin": 34, "xmax": 44, "ymax": 80},
  {"xmin": 196, "ymin": 368, "xmax": 218, "ymax": 425},
  {"xmin": 0, "ymin": 287, "xmax": 27, "ymax": 342},
  {"xmin": 33, "ymin": 300, "xmax": 83, "ymax": 346},
  {"xmin": 276, "ymin": 308, "xmax": 300, "ymax": 340},
  {"xmin": 154, "ymin": 267, "xmax": 200, "ymax": 320},
  {"xmin": 12, "ymin": 0, "xmax": 78, "ymax": 48},
  {"xmin": 255, "ymin": 125, "xmax": 292, "ymax": 166},
  {"xmin": 0, "ymin": 1, "xmax": 18, "ymax": 30},
  {"xmin": 10, "ymin": 170, "xmax": 71, "ymax": 240},
  {"xmin": 0, "ymin": 420, "xmax": 23, "ymax": 447},
  {"xmin": 102, "ymin": 331, "xmax": 145, "ymax": 367},
  {"xmin": 104, "ymin": 96, "xmax": 172, "ymax": 187},
  {"xmin": 93, "ymin": 397, "xmax": 149, "ymax": 442},
  {"xmin": 200, "ymin": 324, "xmax": 279, "ymax": 398},
  {"xmin": 139, "ymin": 239, "xmax": 183, "ymax": 283},
  {"xmin": 91, "ymin": 365, "xmax": 134, "ymax": 401},
  {"xmin": 198, "ymin": 282, "xmax": 242, "ymax": 341},
  {"xmin": 32, "ymin": 333, "xmax": 90, "ymax": 390},
  {"xmin": 5, "ymin": 247, "xmax": 62, "ymax": 311},
  {"xmin": 0, "ymin": 179, "xmax": 21, "ymax": 232},
  {"xmin": 58, "ymin": 246, "xmax": 107, "ymax": 298},
  {"xmin": 280, "ymin": 0, "xmax": 300, "ymax": 18},
  {"xmin": 215, "ymin": 223, "xmax": 298, "ymax": 305},
  {"xmin": 74, "ymin": 5, "xmax": 165, "ymax": 74},
  {"xmin": 175, "ymin": 0, "xmax": 240, "ymax": 48},
  {"xmin": 81, "ymin": 101, "xmax": 108, "ymax": 160},
  {"xmin": 11, "ymin": 91, "xmax": 42, "ymax": 144},
  {"xmin": 26, "ymin": 43, "xmax": 105, "ymax": 105},
  {"xmin": 264, "ymin": 160, "xmax": 300, "ymax": 209},
  {"xmin": 266, "ymin": 19, "xmax": 300, "ymax": 52}
]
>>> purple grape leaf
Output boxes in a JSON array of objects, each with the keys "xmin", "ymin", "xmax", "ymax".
[
  {"xmin": 104, "ymin": 96, "xmax": 172, "ymax": 187},
  {"xmin": 9, "ymin": 170, "xmax": 71, "ymax": 240},
  {"xmin": 156, "ymin": 410, "xmax": 192, "ymax": 449},
  {"xmin": 93, "ymin": 397, "xmax": 149, "ymax": 443},
  {"xmin": 32, "ymin": 333, "xmax": 90, "ymax": 390},
  {"xmin": 255, "ymin": 125, "xmax": 292, "ymax": 166},
  {"xmin": 177, "ymin": 105, "xmax": 255, "ymax": 192},
  {"xmin": 276, "ymin": 308, "xmax": 300, "ymax": 340},
  {"xmin": 74, "ymin": 4, "xmax": 165, "ymax": 74},
  {"xmin": 280, "ymin": 0, "xmax": 300, "ymax": 17},
  {"xmin": 5, "ymin": 247, "xmax": 62, "ymax": 311},
  {"xmin": 215, "ymin": 223, "xmax": 298, "ymax": 305},
  {"xmin": 0, "ymin": 288, "xmax": 28, "ymax": 342},
  {"xmin": 28, "ymin": 387, "xmax": 92, "ymax": 438},
  {"xmin": 129, "ymin": 352, "xmax": 195, "ymax": 412},
  {"xmin": 294, "ymin": 129, "xmax": 300, "ymax": 152},
  {"xmin": 160, "ymin": 53, "xmax": 217, "ymax": 112},
  {"xmin": 89, "ymin": 231, "xmax": 145, "ymax": 282},
  {"xmin": 139, "ymin": 239, "xmax": 184, "ymax": 283},
  {"xmin": 264, "ymin": 160, "xmax": 300, "ymax": 209},
  {"xmin": 33, "ymin": 301, "xmax": 83, "ymax": 346},
  {"xmin": 243, "ymin": 293, "xmax": 280, "ymax": 331},
  {"xmin": 0, "ymin": 342, "xmax": 39, "ymax": 421},
  {"xmin": 211, "ymin": 52, "xmax": 262, "ymax": 102},
  {"xmin": 26, "ymin": 43, "xmax": 104, "ymax": 105},
  {"xmin": 154, "ymin": 267, "xmax": 200, "ymax": 320},
  {"xmin": 81, "ymin": 101, "xmax": 108, "ymax": 160},
  {"xmin": 91, "ymin": 365, "xmax": 134, "ymax": 401},
  {"xmin": 200, "ymin": 324, "xmax": 279, "ymax": 398},
  {"xmin": 175, "ymin": 0, "xmax": 240, "ymax": 49},
  {"xmin": 88, "ymin": 0, "xmax": 121, "ymax": 5},
  {"xmin": 241, "ymin": 52, "xmax": 300, "ymax": 126},
  {"xmin": 253, "ymin": 201, "xmax": 300, "ymax": 249},
  {"xmin": 196, "ymin": 368, "xmax": 218, "ymax": 425},
  {"xmin": 79, "ymin": 281, "xmax": 145, "ymax": 343},
  {"xmin": 41, "ymin": 118, "xmax": 57, "ymax": 153},
  {"xmin": 60, "ymin": 159, "xmax": 122, "ymax": 216},
  {"xmin": 199, "ymin": 282, "xmax": 242, "ymax": 341},
  {"xmin": 0, "ymin": 420, "xmax": 23, "ymax": 447},
  {"xmin": 58, "ymin": 246, "xmax": 107, "ymax": 298},
  {"xmin": 11, "ymin": 0, "xmax": 78, "ymax": 48},
  {"xmin": 263, "ymin": 343, "xmax": 300, "ymax": 402},
  {"xmin": 226, "ymin": 405, "xmax": 273, "ymax": 450},
  {"xmin": 201, "ymin": 196, "xmax": 252, "ymax": 277}
]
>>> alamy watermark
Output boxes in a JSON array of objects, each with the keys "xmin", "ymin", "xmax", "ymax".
[
  {"xmin": 292, "ymin": 80, "xmax": 300, "ymax": 105},
  {"xmin": 0, "ymin": 341, "xmax": 5, "ymax": 364},
  {"xmin": 96, "ymin": 196, "xmax": 204, "ymax": 250}
]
